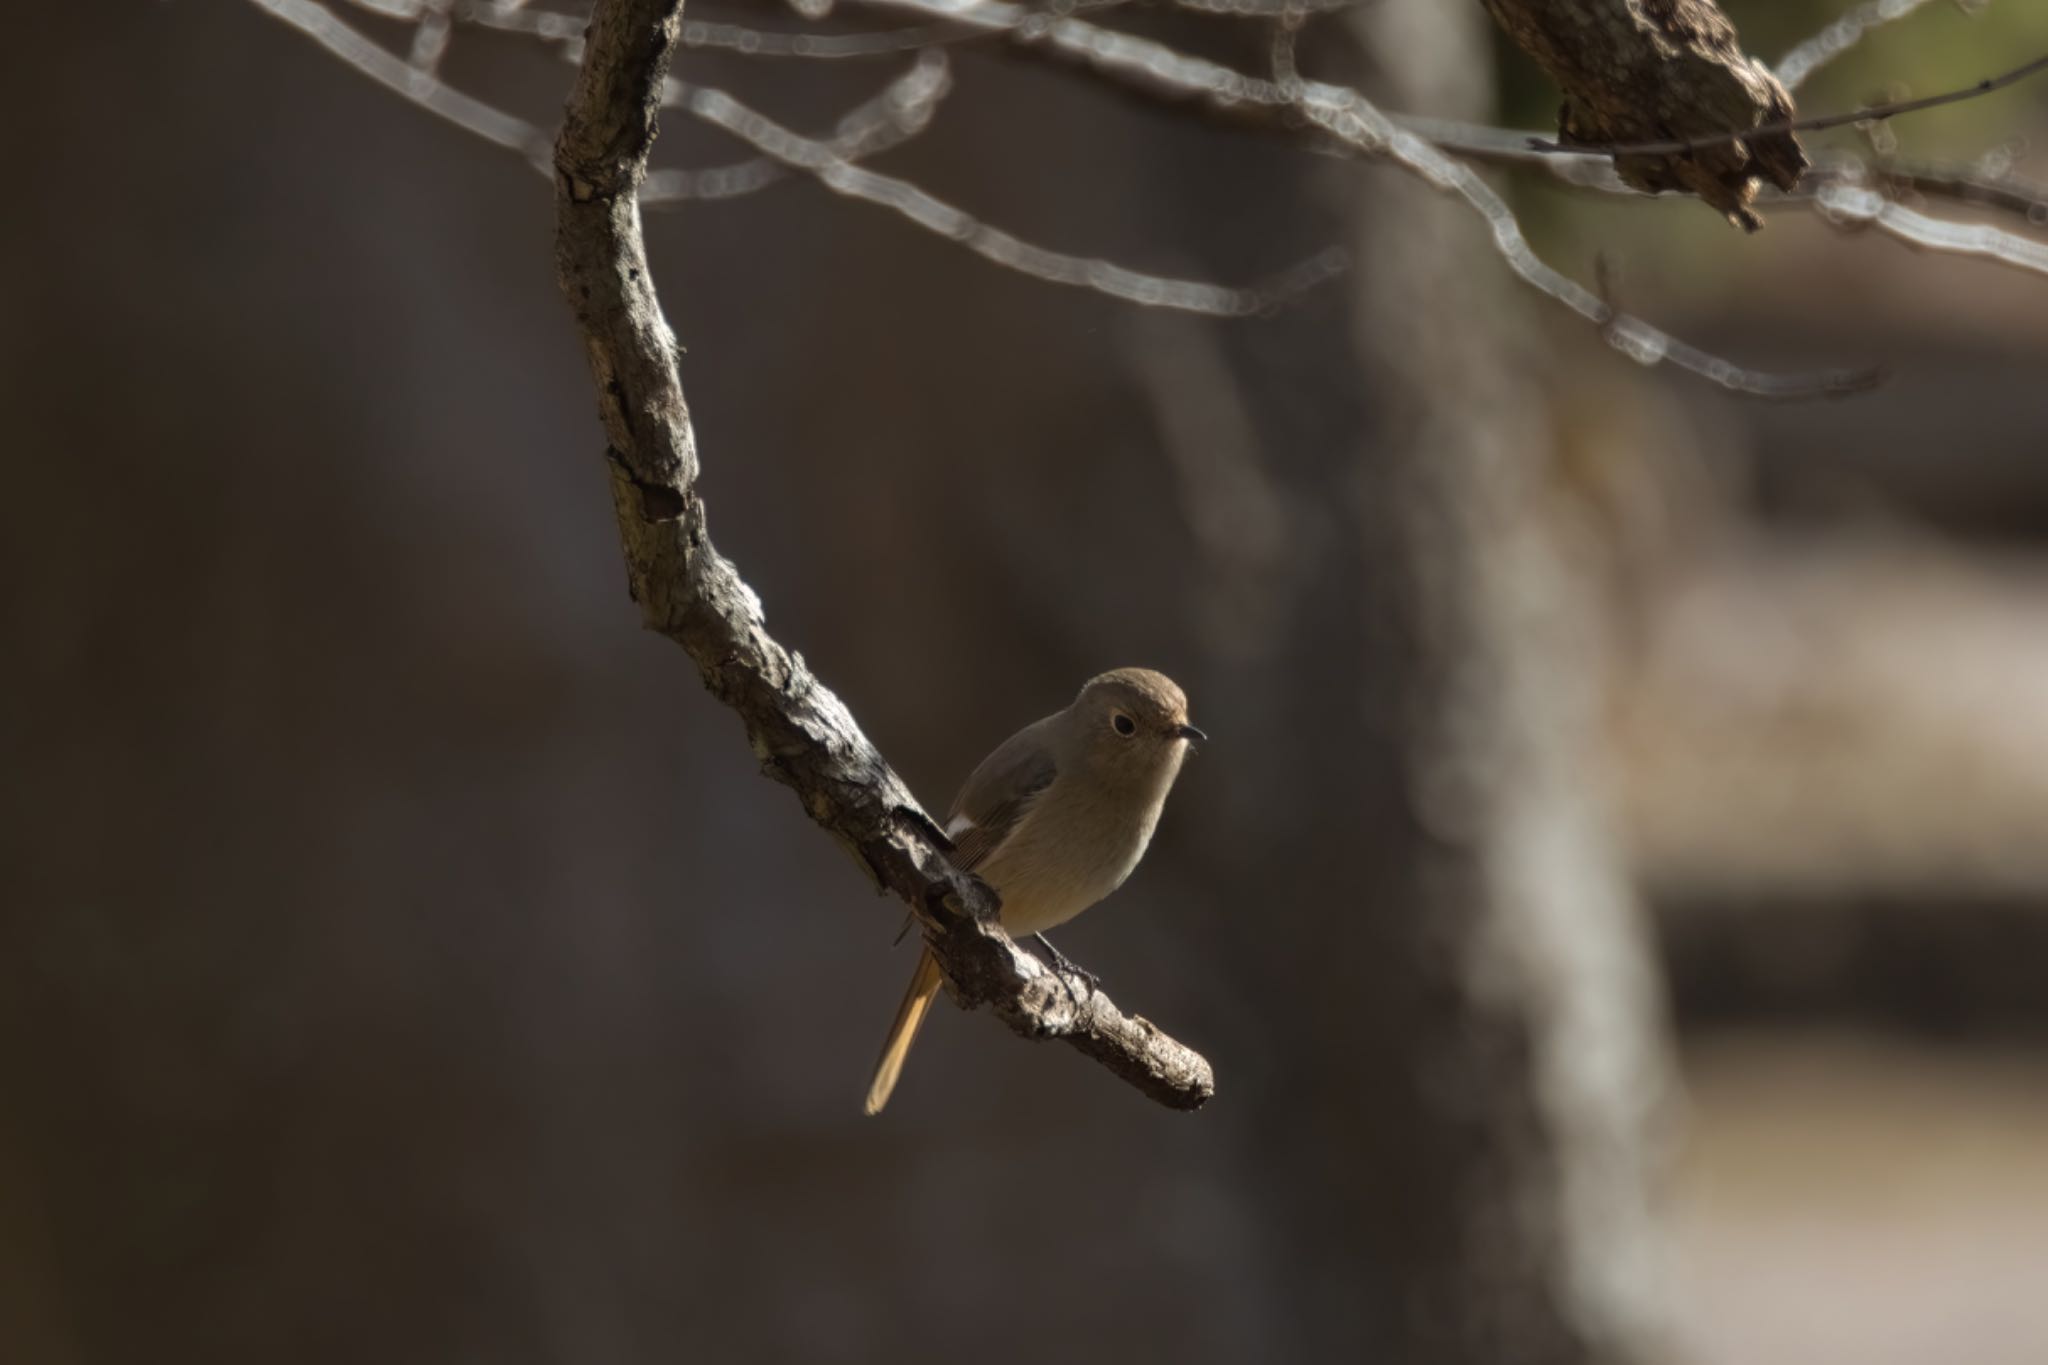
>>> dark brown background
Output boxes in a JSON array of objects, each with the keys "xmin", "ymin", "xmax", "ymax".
[{"xmin": 6, "ymin": 2, "xmax": 2048, "ymax": 1362}]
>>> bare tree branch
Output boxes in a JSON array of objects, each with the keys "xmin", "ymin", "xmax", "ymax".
[
  {"xmin": 1813, "ymin": 180, "xmax": 2048, "ymax": 275},
  {"xmin": 1295, "ymin": 95, "xmax": 1881, "ymax": 398},
  {"xmin": 454, "ymin": 0, "xmax": 1364, "ymax": 60},
  {"xmin": 679, "ymin": 81, "xmax": 1346, "ymax": 313},
  {"xmin": 1480, "ymin": 0, "xmax": 1808, "ymax": 229},
  {"xmin": 1390, "ymin": 111, "xmax": 2048, "ymax": 245},
  {"xmin": 1529, "ymin": 52, "xmax": 2048, "ymax": 163},
  {"xmin": 267, "ymin": 0, "xmax": 1901, "ymax": 391},
  {"xmin": 1774, "ymin": 0, "xmax": 1945, "ymax": 92},
  {"xmin": 550, "ymin": 0, "xmax": 1215, "ymax": 1110},
  {"xmin": 645, "ymin": 46, "xmax": 954, "ymax": 202},
  {"xmin": 870, "ymin": 0, "xmax": 1877, "ymax": 395},
  {"xmin": 263, "ymin": 0, "xmax": 1321, "ymax": 302},
  {"xmin": 1843, "ymin": 154, "xmax": 2048, "ymax": 223},
  {"xmin": 253, "ymin": 0, "xmax": 553, "ymax": 159}
]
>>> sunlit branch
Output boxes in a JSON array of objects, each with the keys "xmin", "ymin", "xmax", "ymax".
[
  {"xmin": 259, "ymin": 0, "xmax": 1312, "ymax": 303},
  {"xmin": 1839, "ymin": 154, "xmax": 2048, "ymax": 224},
  {"xmin": 647, "ymin": 47, "xmax": 954, "ymax": 202},
  {"xmin": 861, "ymin": 0, "xmax": 1874, "ymax": 395},
  {"xmin": 260, "ymin": 0, "xmax": 966, "ymax": 204},
  {"xmin": 1393, "ymin": 115, "xmax": 2048, "ymax": 231},
  {"xmin": 1528, "ymin": 51, "xmax": 2048, "ymax": 159},
  {"xmin": 681, "ymin": 82, "xmax": 1348, "ymax": 313},
  {"xmin": 274, "ymin": 0, "xmax": 2047, "ymax": 391},
  {"xmin": 1814, "ymin": 182, "xmax": 2048, "ymax": 278},
  {"xmin": 254, "ymin": 0, "xmax": 554, "ymax": 160}
]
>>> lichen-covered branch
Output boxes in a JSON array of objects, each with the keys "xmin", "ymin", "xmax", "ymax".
[
  {"xmin": 1479, "ymin": 0, "xmax": 1807, "ymax": 229},
  {"xmin": 551, "ymin": 0, "xmax": 1213, "ymax": 1110}
]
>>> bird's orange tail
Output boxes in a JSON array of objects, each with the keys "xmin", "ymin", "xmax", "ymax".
[{"xmin": 864, "ymin": 948, "xmax": 944, "ymax": 1115}]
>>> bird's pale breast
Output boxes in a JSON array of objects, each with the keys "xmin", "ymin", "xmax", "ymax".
[{"xmin": 973, "ymin": 762, "xmax": 1179, "ymax": 936}]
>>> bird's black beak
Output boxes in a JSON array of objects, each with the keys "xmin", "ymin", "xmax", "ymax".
[{"xmin": 1173, "ymin": 723, "xmax": 1208, "ymax": 744}]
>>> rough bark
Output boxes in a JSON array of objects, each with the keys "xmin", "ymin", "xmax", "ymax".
[
  {"xmin": 550, "ymin": 0, "xmax": 1211, "ymax": 1110},
  {"xmin": 1480, "ymin": 0, "xmax": 1807, "ymax": 228}
]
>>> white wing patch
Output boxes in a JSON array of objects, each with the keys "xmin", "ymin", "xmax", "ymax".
[{"xmin": 945, "ymin": 813, "xmax": 977, "ymax": 839}]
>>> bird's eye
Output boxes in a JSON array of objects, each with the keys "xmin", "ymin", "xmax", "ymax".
[{"xmin": 1111, "ymin": 712, "xmax": 1137, "ymax": 736}]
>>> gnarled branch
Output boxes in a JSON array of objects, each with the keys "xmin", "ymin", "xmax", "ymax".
[
  {"xmin": 1480, "ymin": 0, "xmax": 1807, "ymax": 229},
  {"xmin": 551, "ymin": 0, "xmax": 1214, "ymax": 1110}
]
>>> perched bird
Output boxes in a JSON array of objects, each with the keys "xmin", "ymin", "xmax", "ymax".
[{"xmin": 863, "ymin": 667, "xmax": 1205, "ymax": 1115}]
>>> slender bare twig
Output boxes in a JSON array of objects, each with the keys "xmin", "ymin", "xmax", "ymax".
[
  {"xmin": 1306, "ymin": 100, "xmax": 1883, "ymax": 396},
  {"xmin": 681, "ymin": 83, "xmax": 1346, "ymax": 313},
  {"xmin": 1267, "ymin": 4, "xmax": 1304, "ymax": 92},
  {"xmin": 273, "ymin": 0, "xmax": 1898, "ymax": 391},
  {"xmin": 253, "ymin": 0, "xmax": 554, "ymax": 159},
  {"xmin": 406, "ymin": 0, "xmax": 455, "ymax": 70},
  {"xmin": 1395, "ymin": 114, "xmax": 2048, "ymax": 232},
  {"xmin": 646, "ymin": 47, "xmax": 954, "ymax": 202},
  {"xmin": 264, "ymin": 0, "xmax": 1315, "ymax": 297},
  {"xmin": 552, "ymin": 0, "xmax": 1214, "ymax": 1111},
  {"xmin": 1528, "ymin": 51, "xmax": 2048, "ymax": 159},
  {"xmin": 1814, "ymin": 181, "xmax": 2048, "ymax": 274},
  {"xmin": 861, "ymin": 0, "xmax": 1875, "ymax": 394},
  {"xmin": 1847, "ymin": 154, "xmax": 2048, "ymax": 223},
  {"xmin": 439, "ymin": 0, "xmax": 1365, "ymax": 61},
  {"xmin": 1384, "ymin": 117, "xmax": 2048, "ymax": 282},
  {"xmin": 1775, "ymin": 0, "xmax": 1946, "ymax": 93}
]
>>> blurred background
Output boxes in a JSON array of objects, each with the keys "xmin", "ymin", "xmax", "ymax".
[{"xmin": 5, "ymin": 1, "xmax": 2047, "ymax": 1362}]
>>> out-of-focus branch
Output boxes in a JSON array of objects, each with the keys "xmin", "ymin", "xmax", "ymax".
[
  {"xmin": 272, "ymin": 0, "xmax": 956, "ymax": 201},
  {"xmin": 870, "ymin": 0, "xmax": 1876, "ymax": 395},
  {"xmin": 253, "ymin": 0, "xmax": 554, "ymax": 158},
  {"xmin": 1812, "ymin": 181, "xmax": 2048, "ymax": 276},
  {"xmin": 454, "ymin": 0, "xmax": 1363, "ymax": 58},
  {"xmin": 1387, "ymin": 118, "xmax": 2048, "ymax": 281},
  {"xmin": 679, "ymin": 82, "xmax": 1345, "ymax": 312},
  {"xmin": 550, "ymin": 0, "xmax": 1214, "ymax": 1110},
  {"xmin": 1774, "ymin": 0, "xmax": 1945, "ymax": 92},
  {"xmin": 1846, "ymin": 155, "xmax": 2048, "ymax": 223},
  {"xmin": 262, "ymin": 0, "xmax": 1332, "ymax": 299},
  {"xmin": 1393, "ymin": 116, "xmax": 2048, "ymax": 226},
  {"xmin": 1479, "ymin": 0, "xmax": 1807, "ymax": 229},
  {"xmin": 280, "ymin": 0, "xmax": 2000, "ymax": 391},
  {"xmin": 645, "ymin": 46, "xmax": 953, "ymax": 202}
]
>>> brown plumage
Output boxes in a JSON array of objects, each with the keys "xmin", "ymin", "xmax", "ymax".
[{"xmin": 863, "ymin": 668, "xmax": 1203, "ymax": 1115}]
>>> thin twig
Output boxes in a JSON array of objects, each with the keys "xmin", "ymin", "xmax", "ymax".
[
  {"xmin": 271, "ymin": 0, "xmax": 1891, "ymax": 392},
  {"xmin": 1814, "ymin": 182, "xmax": 2048, "ymax": 275},
  {"xmin": 263, "ymin": 0, "xmax": 967, "ymax": 203},
  {"xmin": 288, "ymin": 0, "xmax": 1317, "ymax": 292},
  {"xmin": 1846, "ymin": 154, "xmax": 2048, "ymax": 223},
  {"xmin": 1302, "ymin": 98, "xmax": 1883, "ymax": 398},
  {"xmin": 868, "ymin": 0, "xmax": 1876, "ymax": 395},
  {"xmin": 646, "ymin": 48, "xmax": 955, "ymax": 202},
  {"xmin": 1388, "ymin": 118, "xmax": 2048, "ymax": 281},
  {"xmin": 1394, "ymin": 115, "xmax": 2048, "ymax": 231},
  {"xmin": 1528, "ymin": 51, "xmax": 2048, "ymax": 159},
  {"xmin": 253, "ymin": 0, "xmax": 554, "ymax": 160},
  {"xmin": 1267, "ymin": 4, "xmax": 1304, "ymax": 92},
  {"xmin": 681, "ymin": 82, "xmax": 1346, "ymax": 313},
  {"xmin": 1775, "ymin": 0, "xmax": 1945, "ymax": 93}
]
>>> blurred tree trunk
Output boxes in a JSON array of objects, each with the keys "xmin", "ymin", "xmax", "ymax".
[{"xmin": 1190, "ymin": 5, "xmax": 1676, "ymax": 1360}]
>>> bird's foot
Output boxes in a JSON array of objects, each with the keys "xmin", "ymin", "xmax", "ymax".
[{"xmin": 1031, "ymin": 933, "xmax": 1101, "ymax": 993}]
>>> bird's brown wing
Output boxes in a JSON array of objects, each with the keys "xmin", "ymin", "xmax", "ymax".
[{"xmin": 944, "ymin": 714, "xmax": 1058, "ymax": 873}]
